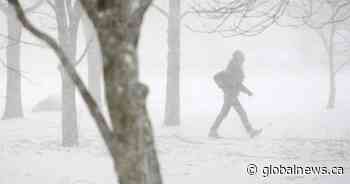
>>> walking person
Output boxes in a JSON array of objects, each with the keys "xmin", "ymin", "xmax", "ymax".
[{"xmin": 209, "ymin": 50, "xmax": 262, "ymax": 138}]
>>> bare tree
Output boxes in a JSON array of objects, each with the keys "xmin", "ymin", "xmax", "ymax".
[
  {"xmin": 0, "ymin": 0, "xmax": 43, "ymax": 119},
  {"xmin": 164, "ymin": 0, "xmax": 181, "ymax": 127},
  {"xmin": 8, "ymin": 0, "xmax": 162, "ymax": 183},
  {"xmin": 291, "ymin": 0, "xmax": 350, "ymax": 108},
  {"xmin": 152, "ymin": 1, "xmax": 182, "ymax": 126},
  {"xmin": 45, "ymin": 0, "xmax": 83, "ymax": 146},
  {"xmin": 191, "ymin": 0, "xmax": 350, "ymax": 109},
  {"xmin": 152, "ymin": 1, "xmax": 193, "ymax": 127}
]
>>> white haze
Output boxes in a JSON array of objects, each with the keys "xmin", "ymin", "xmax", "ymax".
[{"xmin": 0, "ymin": 1, "xmax": 350, "ymax": 183}]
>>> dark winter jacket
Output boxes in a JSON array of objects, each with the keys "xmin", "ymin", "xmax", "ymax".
[{"xmin": 214, "ymin": 65, "xmax": 252, "ymax": 96}]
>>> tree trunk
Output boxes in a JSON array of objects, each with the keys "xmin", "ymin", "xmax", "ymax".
[
  {"xmin": 60, "ymin": 35, "xmax": 79, "ymax": 147},
  {"xmin": 327, "ymin": 68, "xmax": 336, "ymax": 109},
  {"xmin": 82, "ymin": 14, "xmax": 102, "ymax": 106},
  {"xmin": 55, "ymin": 0, "xmax": 80, "ymax": 147},
  {"xmin": 60, "ymin": 67, "xmax": 78, "ymax": 146},
  {"xmin": 80, "ymin": 1, "xmax": 163, "ymax": 183},
  {"xmin": 2, "ymin": 13, "xmax": 23, "ymax": 119},
  {"xmin": 164, "ymin": 0, "xmax": 181, "ymax": 126},
  {"xmin": 101, "ymin": 26, "xmax": 161, "ymax": 184},
  {"xmin": 327, "ymin": 24, "xmax": 336, "ymax": 109}
]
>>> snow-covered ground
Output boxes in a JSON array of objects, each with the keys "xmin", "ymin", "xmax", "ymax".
[
  {"xmin": 0, "ymin": 105, "xmax": 349, "ymax": 184},
  {"xmin": 1, "ymin": 63, "xmax": 350, "ymax": 184}
]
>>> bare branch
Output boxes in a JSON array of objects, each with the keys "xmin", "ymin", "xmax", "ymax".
[
  {"xmin": 180, "ymin": 10, "xmax": 195, "ymax": 20},
  {"xmin": 0, "ymin": 0, "xmax": 44, "ymax": 13},
  {"xmin": 315, "ymin": 29, "xmax": 330, "ymax": 52},
  {"xmin": 79, "ymin": 0, "xmax": 98, "ymax": 23},
  {"xmin": 128, "ymin": 0, "xmax": 154, "ymax": 45},
  {"xmin": 335, "ymin": 61, "xmax": 350, "ymax": 73},
  {"xmin": 24, "ymin": 0, "xmax": 44, "ymax": 13},
  {"xmin": 74, "ymin": 36, "xmax": 94, "ymax": 66},
  {"xmin": 151, "ymin": 4, "xmax": 169, "ymax": 18},
  {"xmin": 0, "ymin": 32, "xmax": 47, "ymax": 48},
  {"xmin": 7, "ymin": 0, "xmax": 113, "ymax": 153},
  {"xmin": 71, "ymin": 0, "xmax": 82, "ymax": 20},
  {"xmin": 189, "ymin": 0, "xmax": 290, "ymax": 37},
  {"xmin": 45, "ymin": 0, "xmax": 55, "ymax": 11},
  {"xmin": 0, "ymin": 57, "xmax": 39, "ymax": 85}
]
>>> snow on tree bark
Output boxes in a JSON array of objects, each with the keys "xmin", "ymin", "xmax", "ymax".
[{"xmin": 80, "ymin": 1, "xmax": 163, "ymax": 183}]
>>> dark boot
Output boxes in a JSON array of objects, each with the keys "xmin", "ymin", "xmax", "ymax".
[
  {"xmin": 232, "ymin": 100, "xmax": 261, "ymax": 138},
  {"xmin": 248, "ymin": 128, "xmax": 263, "ymax": 138},
  {"xmin": 208, "ymin": 129, "xmax": 222, "ymax": 138}
]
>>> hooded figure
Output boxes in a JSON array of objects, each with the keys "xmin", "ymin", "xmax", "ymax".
[{"xmin": 209, "ymin": 50, "xmax": 262, "ymax": 138}]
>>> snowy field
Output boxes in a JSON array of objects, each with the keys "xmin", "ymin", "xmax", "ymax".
[
  {"xmin": 0, "ymin": 110, "xmax": 350, "ymax": 184},
  {"xmin": 1, "ymin": 47, "xmax": 350, "ymax": 184},
  {"xmin": 1, "ymin": 71, "xmax": 350, "ymax": 184}
]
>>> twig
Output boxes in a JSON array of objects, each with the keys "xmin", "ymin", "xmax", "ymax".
[
  {"xmin": 0, "ymin": 57, "xmax": 39, "ymax": 85},
  {"xmin": 74, "ymin": 36, "xmax": 94, "ymax": 66},
  {"xmin": 0, "ymin": 33, "xmax": 47, "ymax": 48}
]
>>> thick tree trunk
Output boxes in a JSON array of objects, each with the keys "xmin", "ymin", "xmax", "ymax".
[
  {"xmin": 2, "ymin": 13, "xmax": 23, "ymax": 119},
  {"xmin": 164, "ymin": 0, "xmax": 181, "ymax": 126},
  {"xmin": 82, "ymin": 15, "xmax": 102, "ymax": 106},
  {"xmin": 81, "ymin": 1, "xmax": 163, "ymax": 184},
  {"xmin": 101, "ymin": 27, "xmax": 161, "ymax": 184}
]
